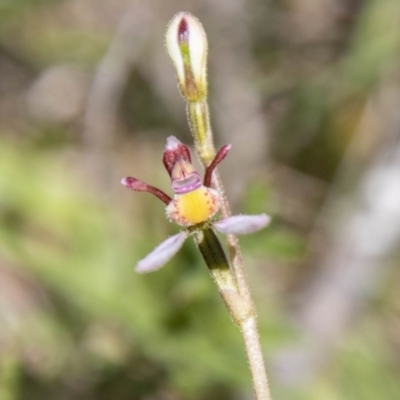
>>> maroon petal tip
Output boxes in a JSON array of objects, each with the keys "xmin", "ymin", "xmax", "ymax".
[
  {"xmin": 121, "ymin": 176, "xmax": 134, "ymax": 187},
  {"xmin": 165, "ymin": 136, "xmax": 181, "ymax": 151}
]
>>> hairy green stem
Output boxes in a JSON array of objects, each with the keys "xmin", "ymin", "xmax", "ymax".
[
  {"xmin": 194, "ymin": 227, "xmax": 251, "ymax": 326},
  {"xmin": 193, "ymin": 228, "xmax": 236, "ymax": 290},
  {"xmin": 188, "ymin": 102, "xmax": 272, "ymax": 399},
  {"xmin": 187, "ymin": 101, "xmax": 215, "ymax": 165}
]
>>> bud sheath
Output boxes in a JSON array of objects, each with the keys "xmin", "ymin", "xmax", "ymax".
[{"xmin": 165, "ymin": 12, "xmax": 208, "ymax": 102}]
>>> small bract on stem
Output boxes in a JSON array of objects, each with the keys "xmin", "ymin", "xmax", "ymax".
[{"xmin": 122, "ymin": 11, "xmax": 273, "ymax": 400}]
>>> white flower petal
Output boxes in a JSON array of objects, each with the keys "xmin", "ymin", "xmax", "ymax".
[
  {"xmin": 165, "ymin": 13, "xmax": 185, "ymax": 86},
  {"xmin": 186, "ymin": 14, "xmax": 207, "ymax": 88},
  {"xmin": 213, "ymin": 214, "xmax": 271, "ymax": 235},
  {"xmin": 136, "ymin": 231, "xmax": 189, "ymax": 273}
]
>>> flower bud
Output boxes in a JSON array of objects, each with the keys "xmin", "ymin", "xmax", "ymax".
[{"xmin": 165, "ymin": 12, "xmax": 208, "ymax": 102}]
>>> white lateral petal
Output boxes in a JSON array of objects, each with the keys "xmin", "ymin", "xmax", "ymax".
[
  {"xmin": 213, "ymin": 214, "xmax": 271, "ymax": 235},
  {"xmin": 136, "ymin": 231, "xmax": 189, "ymax": 273},
  {"xmin": 165, "ymin": 13, "xmax": 185, "ymax": 85}
]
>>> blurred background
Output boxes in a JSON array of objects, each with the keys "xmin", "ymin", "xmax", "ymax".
[{"xmin": 1, "ymin": 0, "xmax": 400, "ymax": 399}]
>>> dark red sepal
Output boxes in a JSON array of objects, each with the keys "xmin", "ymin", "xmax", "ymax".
[
  {"xmin": 203, "ymin": 144, "xmax": 232, "ymax": 187},
  {"xmin": 121, "ymin": 177, "xmax": 172, "ymax": 205}
]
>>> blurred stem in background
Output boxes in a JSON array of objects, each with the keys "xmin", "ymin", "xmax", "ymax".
[{"xmin": 166, "ymin": 12, "xmax": 272, "ymax": 400}]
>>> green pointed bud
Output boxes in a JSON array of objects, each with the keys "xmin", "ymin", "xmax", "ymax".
[{"xmin": 165, "ymin": 12, "xmax": 208, "ymax": 102}]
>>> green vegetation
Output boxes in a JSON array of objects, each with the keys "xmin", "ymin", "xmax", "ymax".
[{"xmin": 1, "ymin": 1, "xmax": 400, "ymax": 399}]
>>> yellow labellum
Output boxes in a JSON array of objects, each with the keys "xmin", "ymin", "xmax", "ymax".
[{"xmin": 166, "ymin": 186, "xmax": 219, "ymax": 226}]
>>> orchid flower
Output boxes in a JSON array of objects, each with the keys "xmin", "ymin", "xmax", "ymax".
[{"xmin": 121, "ymin": 136, "xmax": 270, "ymax": 273}]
